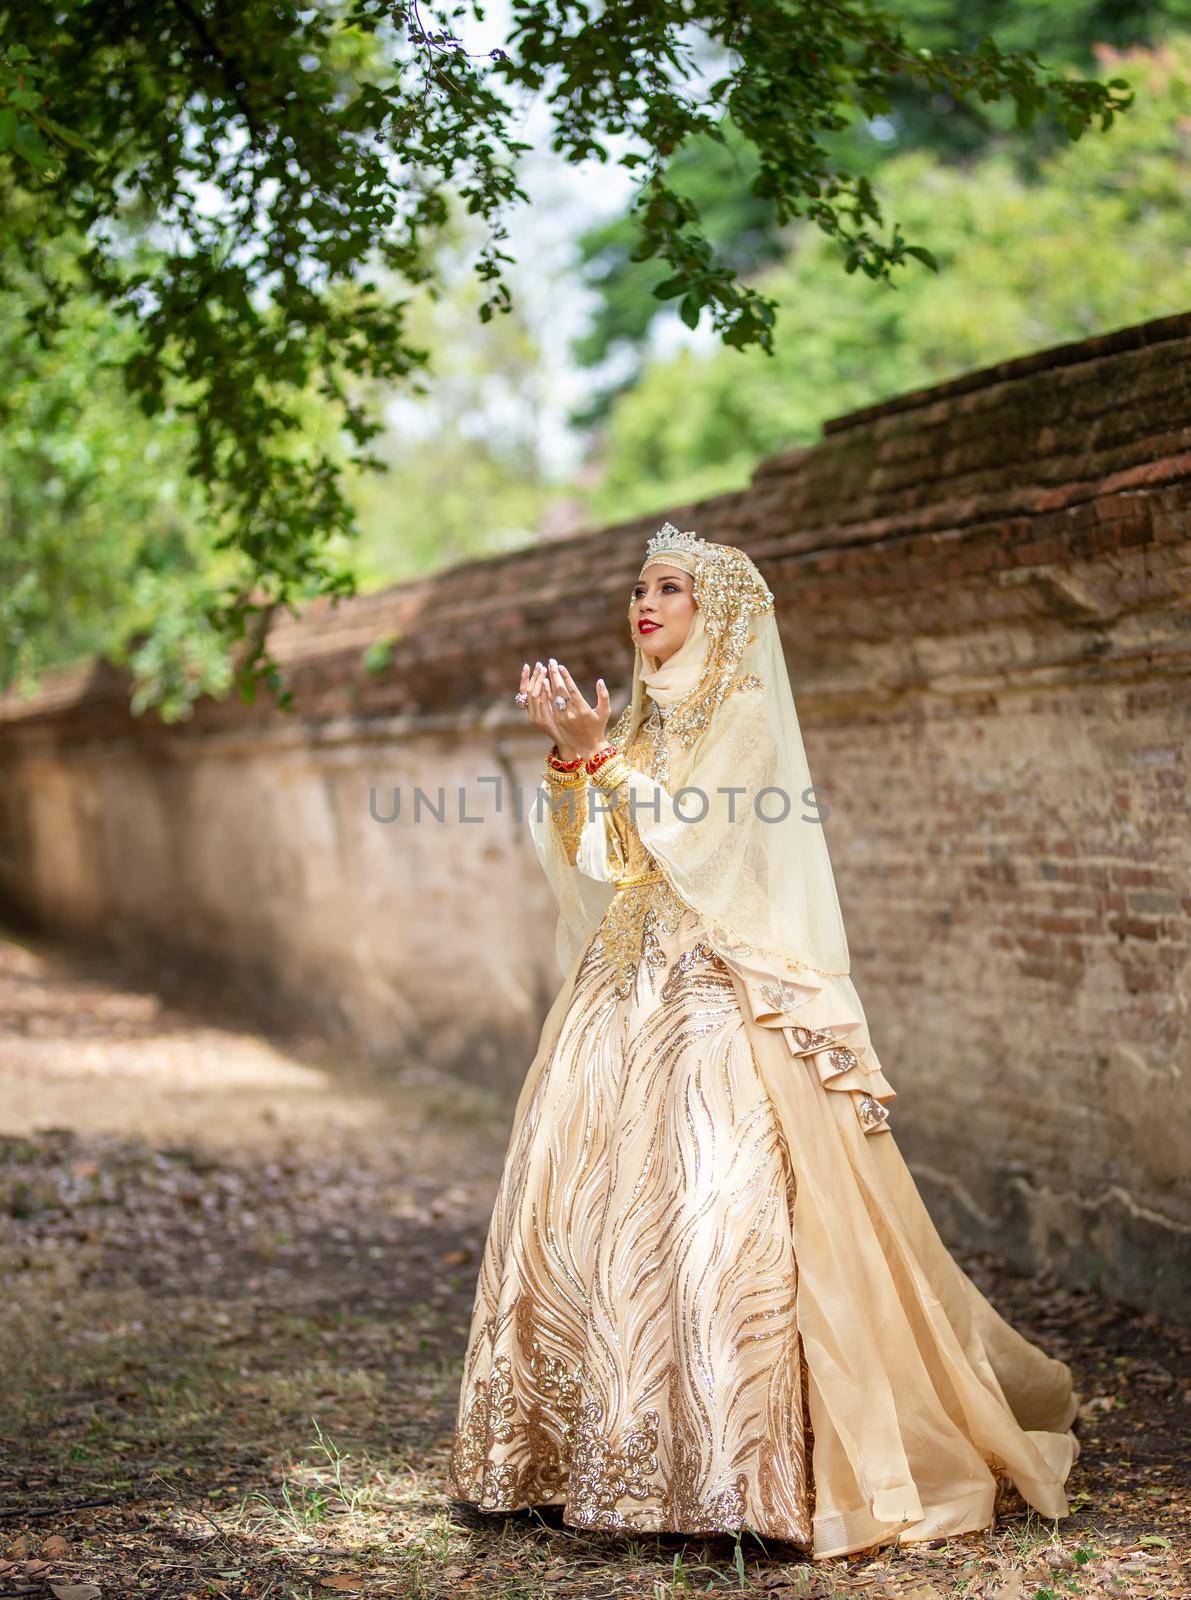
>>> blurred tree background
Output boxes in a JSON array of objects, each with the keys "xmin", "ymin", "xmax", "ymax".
[
  {"xmin": 2, "ymin": 1, "xmax": 1188, "ymax": 714},
  {"xmin": 584, "ymin": 35, "xmax": 1191, "ymax": 521},
  {"xmin": 336, "ymin": 18, "xmax": 1191, "ymax": 575}
]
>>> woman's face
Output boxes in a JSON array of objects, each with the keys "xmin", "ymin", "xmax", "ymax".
[{"xmin": 630, "ymin": 563, "xmax": 697, "ymax": 664}]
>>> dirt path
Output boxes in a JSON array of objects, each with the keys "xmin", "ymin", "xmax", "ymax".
[{"xmin": 1, "ymin": 927, "xmax": 1186, "ymax": 1600}]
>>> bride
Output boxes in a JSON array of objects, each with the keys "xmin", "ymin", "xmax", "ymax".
[{"xmin": 447, "ymin": 525, "xmax": 1079, "ymax": 1559}]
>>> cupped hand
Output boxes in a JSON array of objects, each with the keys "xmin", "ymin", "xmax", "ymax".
[
  {"xmin": 518, "ymin": 659, "xmax": 611, "ymax": 760},
  {"xmin": 519, "ymin": 661, "xmax": 573, "ymax": 755},
  {"xmin": 545, "ymin": 658, "xmax": 610, "ymax": 759}
]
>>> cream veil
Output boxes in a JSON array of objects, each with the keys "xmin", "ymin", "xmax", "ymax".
[{"xmin": 529, "ymin": 525, "xmax": 852, "ymax": 984}]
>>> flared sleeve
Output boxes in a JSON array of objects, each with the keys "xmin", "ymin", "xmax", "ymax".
[{"xmin": 527, "ymin": 757, "xmax": 616, "ymax": 973}]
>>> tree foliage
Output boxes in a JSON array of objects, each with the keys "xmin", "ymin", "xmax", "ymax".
[
  {"xmin": 0, "ymin": 1, "xmax": 1131, "ymax": 707},
  {"xmin": 570, "ymin": 121, "xmax": 790, "ymax": 426},
  {"xmin": 583, "ymin": 39, "xmax": 1191, "ymax": 524},
  {"xmin": 569, "ymin": 0, "xmax": 1172, "ymax": 400},
  {"xmin": 0, "ymin": 231, "xmax": 238, "ymax": 716}
]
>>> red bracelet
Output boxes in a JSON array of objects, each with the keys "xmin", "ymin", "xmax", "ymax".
[
  {"xmin": 547, "ymin": 744, "xmax": 584, "ymax": 772},
  {"xmin": 584, "ymin": 743, "xmax": 617, "ymax": 775}
]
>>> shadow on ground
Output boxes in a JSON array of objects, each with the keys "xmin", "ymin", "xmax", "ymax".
[{"xmin": 1, "ymin": 925, "xmax": 1187, "ymax": 1599}]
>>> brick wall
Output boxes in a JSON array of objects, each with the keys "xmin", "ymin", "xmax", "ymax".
[{"xmin": 2, "ymin": 313, "xmax": 1189, "ymax": 1319}]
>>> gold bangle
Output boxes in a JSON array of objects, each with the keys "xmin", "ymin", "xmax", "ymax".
[
  {"xmin": 543, "ymin": 762, "xmax": 587, "ymax": 787},
  {"xmin": 588, "ymin": 753, "xmax": 631, "ymax": 790}
]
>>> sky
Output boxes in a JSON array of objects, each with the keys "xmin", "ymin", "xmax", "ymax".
[{"xmin": 377, "ymin": 0, "xmax": 716, "ymax": 477}]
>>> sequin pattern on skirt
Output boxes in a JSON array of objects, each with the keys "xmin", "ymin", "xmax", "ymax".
[{"xmin": 449, "ymin": 906, "xmax": 813, "ymax": 1543}]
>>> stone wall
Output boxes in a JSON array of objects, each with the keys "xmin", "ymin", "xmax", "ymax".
[{"xmin": 2, "ymin": 313, "xmax": 1189, "ymax": 1320}]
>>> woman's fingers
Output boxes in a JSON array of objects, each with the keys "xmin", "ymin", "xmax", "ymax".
[
  {"xmin": 528, "ymin": 661, "xmax": 568, "ymax": 745},
  {"xmin": 526, "ymin": 658, "xmax": 606, "ymax": 755},
  {"xmin": 550, "ymin": 658, "xmax": 590, "ymax": 714},
  {"xmin": 555, "ymin": 661, "xmax": 590, "ymax": 711},
  {"xmin": 526, "ymin": 663, "xmax": 553, "ymax": 731}
]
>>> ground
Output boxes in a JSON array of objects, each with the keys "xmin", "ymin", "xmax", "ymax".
[{"xmin": 0, "ymin": 926, "xmax": 1186, "ymax": 1600}]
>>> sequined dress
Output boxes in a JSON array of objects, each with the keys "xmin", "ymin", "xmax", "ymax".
[
  {"xmin": 448, "ymin": 701, "xmax": 813, "ymax": 1538},
  {"xmin": 447, "ymin": 700, "xmax": 1080, "ymax": 1556}
]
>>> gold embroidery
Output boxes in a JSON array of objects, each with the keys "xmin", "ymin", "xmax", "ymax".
[
  {"xmin": 758, "ymin": 976, "xmax": 809, "ymax": 1014},
  {"xmin": 448, "ymin": 1351, "xmax": 516, "ymax": 1502},
  {"xmin": 638, "ymin": 907, "xmax": 674, "ymax": 980},
  {"xmin": 659, "ymin": 938, "xmax": 729, "ymax": 1003},
  {"xmin": 596, "ymin": 885, "xmax": 690, "ymax": 999},
  {"xmin": 662, "ymin": 1360, "xmax": 751, "ymax": 1534},
  {"xmin": 788, "ymin": 1024, "xmax": 844, "ymax": 1053},
  {"xmin": 856, "ymin": 1091, "xmax": 891, "ymax": 1133},
  {"xmin": 567, "ymin": 1399, "xmax": 661, "ymax": 1527},
  {"xmin": 583, "ymin": 697, "xmax": 693, "ymax": 997},
  {"xmin": 605, "ymin": 700, "xmax": 634, "ymax": 751},
  {"xmin": 542, "ymin": 773, "xmax": 588, "ymax": 865},
  {"xmin": 653, "ymin": 549, "xmax": 774, "ymax": 752},
  {"xmin": 449, "ymin": 1297, "xmax": 584, "ymax": 1510},
  {"xmin": 638, "ymin": 698, "xmax": 670, "ymax": 786},
  {"xmin": 787, "ymin": 1022, "xmax": 881, "ymax": 1086}
]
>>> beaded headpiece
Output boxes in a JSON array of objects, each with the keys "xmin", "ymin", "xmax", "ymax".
[
  {"xmin": 625, "ymin": 522, "xmax": 776, "ymax": 749},
  {"xmin": 642, "ymin": 521, "xmax": 708, "ymax": 567}
]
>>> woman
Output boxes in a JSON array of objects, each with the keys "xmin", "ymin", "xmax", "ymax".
[{"xmin": 448, "ymin": 525, "xmax": 1079, "ymax": 1559}]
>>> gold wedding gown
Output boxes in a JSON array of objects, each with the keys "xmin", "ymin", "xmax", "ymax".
[{"xmin": 448, "ymin": 703, "xmax": 1080, "ymax": 1559}]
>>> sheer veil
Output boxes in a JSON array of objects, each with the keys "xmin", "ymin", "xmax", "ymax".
[
  {"xmin": 624, "ymin": 532, "xmax": 851, "ymax": 981},
  {"xmin": 529, "ymin": 524, "xmax": 852, "ymax": 983}
]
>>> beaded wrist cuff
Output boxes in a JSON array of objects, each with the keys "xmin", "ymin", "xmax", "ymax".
[
  {"xmin": 584, "ymin": 742, "xmax": 618, "ymax": 775},
  {"xmin": 546, "ymin": 743, "xmax": 584, "ymax": 772}
]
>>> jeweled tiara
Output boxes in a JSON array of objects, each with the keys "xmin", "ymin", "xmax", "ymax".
[{"xmin": 644, "ymin": 522, "xmax": 707, "ymax": 563}]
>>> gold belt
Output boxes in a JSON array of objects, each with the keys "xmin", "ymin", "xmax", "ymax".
[{"xmin": 613, "ymin": 868, "xmax": 666, "ymax": 892}]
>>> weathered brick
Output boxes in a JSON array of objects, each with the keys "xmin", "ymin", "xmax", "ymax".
[{"xmin": 1, "ymin": 310, "xmax": 1188, "ymax": 1322}]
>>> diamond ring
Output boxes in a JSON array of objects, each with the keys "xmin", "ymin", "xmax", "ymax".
[
  {"xmin": 514, "ymin": 691, "xmax": 529, "ymax": 708},
  {"xmin": 554, "ymin": 695, "xmax": 569, "ymax": 711}
]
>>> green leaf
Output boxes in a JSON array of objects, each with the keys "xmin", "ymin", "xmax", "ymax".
[
  {"xmin": 653, "ymin": 275, "xmax": 688, "ymax": 300},
  {"xmin": 12, "ymin": 119, "xmax": 54, "ymax": 170}
]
